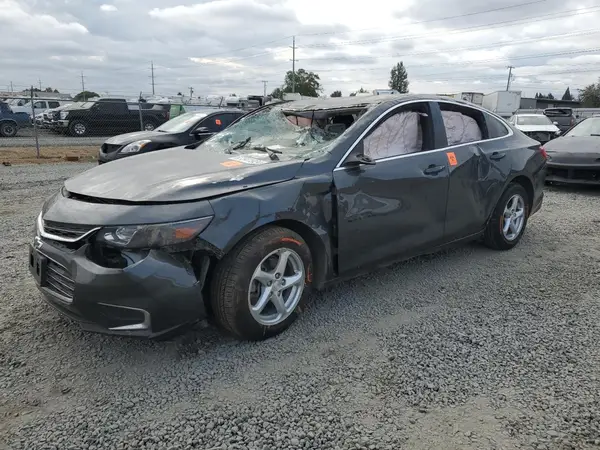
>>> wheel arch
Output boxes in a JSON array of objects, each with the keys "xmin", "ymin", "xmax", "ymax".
[{"xmin": 508, "ymin": 174, "xmax": 534, "ymax": 212}]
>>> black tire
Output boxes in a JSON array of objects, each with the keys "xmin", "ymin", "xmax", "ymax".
[
  {"xmin": 0, "ymin": 121, "xmax": 18, "ymax": 138},
  {"xmin": 210, "ymin": 226, "xmax": 313, "ymax": 341},
  {"xmin": 142, "ymin": 120, "xmax": 156, "ymax": 131},
  {"xmin": 68, "ymin": 120, "xmax": 88, "ymax": 137},
  {"xmin": 484, "ymin": 182, "xmax": 529, "ymax": 250}
]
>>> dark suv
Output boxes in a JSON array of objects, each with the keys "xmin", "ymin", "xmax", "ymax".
[{"xmin": 543, "ymin": 108, "xmax": 576, "ymax": 133}]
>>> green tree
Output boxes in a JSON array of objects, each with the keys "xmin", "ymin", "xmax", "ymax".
[
  {"xmin": 73, "ymin": 91, "xmax": 99, "ymax": 102},
  {"xmin": 561, "ymin": 87, "xmax": 573, "ymax": 101},
  {"xmin": 275, "ymin": 69, "xmax": 322, "ymax": 97},
  {"xmin": 579, "ymin": 80, "xmax": 600, "ymax": 107},
  {"xmin": 388, "ymin": 62, "xmax": 409, "ymax": 93},
  {"xmin": 547, "ymin": 92, "xmax": 555, "ymax": 100},
  {"xmin": 349, "ymin": 87, "xmax": 368, "ymax": 96},
  {"xmin": 271, "ymin": 87, "xmax": 284, "ymax": 99},
  {"xmin": 330, "ymin": 90, "xmax": 342, "ymax": 97}
]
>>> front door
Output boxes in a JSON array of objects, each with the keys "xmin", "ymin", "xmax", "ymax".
[{"xmin": 333, "ymin": 101, "xmax": 450, "ymax": 274}]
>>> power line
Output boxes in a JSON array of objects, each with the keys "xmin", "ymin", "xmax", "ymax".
[
  {"xmin": 301, "ymin": 5, "xmax": 600, "ymax": 49},
  {"xmin": 296, "ymin": 0, "xmax": 550, "ymax": 37}
]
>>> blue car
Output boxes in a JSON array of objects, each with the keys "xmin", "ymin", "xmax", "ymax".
[{"xmin": 0, "ymin": 101, "xmax": 32, "ymax": 137}]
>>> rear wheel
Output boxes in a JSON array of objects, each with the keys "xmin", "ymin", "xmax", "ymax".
[
  {"xmin": 143, "ymin": 120, "xmax": 156, "ymax": 131},
  {"xmin": 484, "ymin": 183, "xmax": 529, "ymax": 250},
  {"xmin": 210, "ymin": 226, "xmax": 312, "ymax": 341},
  {"xmin": 69, "ymin": 120, "xmax": 88, "ymax": 137},
  {"xmin": 0, "ymin": 121, "xmax": 18, "ymax": 137}
]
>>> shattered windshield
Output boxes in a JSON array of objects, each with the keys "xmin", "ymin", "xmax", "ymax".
[{"xmin": 200, "ymin": 104, "xmax": 359, "ymax": 159}]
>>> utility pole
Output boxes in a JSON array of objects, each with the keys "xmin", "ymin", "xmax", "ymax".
[
  {"xmin": 80, "ymin": 72, "xmax": 86, "ymax": 101},
  {"xmin": 10, "ymin": 81, "xmax": 13, "ymax": 93},
  {"xmin": 38, "ymin": 78, "xmax": 42, "ymax": 91},
  {"xmin": 150, "ymin": 61, "xmax": 155, "ymax": 96},
  {"xmin": 189, "ymin": 86, "xmax": 194, "ymax": 100},
  {"xmin": 290, "ymin": 36, "xmax": 297, "ymax": 93},
  {"xmin": 506, "ymin": 66, "xmax": 514, "ymax": 91},
  {"xmin": 261, "ymin": 80, "xmax": 268, "ymax": 97}
]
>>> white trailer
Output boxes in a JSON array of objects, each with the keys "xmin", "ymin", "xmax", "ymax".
[
  {"xmin": 482, "ymin": 91, "xmax": 522, "ymax": 118},
  {"xmin": 452, "ymin": 92, "xmax": 484, "ymax": 106}
]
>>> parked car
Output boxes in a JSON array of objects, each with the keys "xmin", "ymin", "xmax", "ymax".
[
  {"xmin": 29, "ymin": 95, "xmax": 546, "ymax": 341},
  {"xmin": 11, "ymin": 98, "xmax": 68, "ymax": 118},
  {"xmin": 41, "ymin": 104, "xmax": 73, "ymax": 129},
  {"xmin": 0, "ymin": 101, "xmax": 31, "ymax": 137},
  {"xmin": 507, "ymin": 113, "xmax": 561, "ymax": 144},
  {"xmin": 98, "ymin": 108, "xmax": 244, "ymax": 164},
  {"xmin": 544, "ymin": 116, "xmax": 600, "ymax": 185},
  {"xmin": 543, "ymin": 107, "xmax": 576, "ymax": 133},
  {"xmin": 57, "ymin": 98, "xmax": 170, "ymax": 136}
]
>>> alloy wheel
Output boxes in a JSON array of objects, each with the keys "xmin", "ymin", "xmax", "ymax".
[
  {"xmin": 248, "ymin": 248, "xmax": 305, "ymax": 326},
  {"xmin": 502, "ymin": 194, "xmax": 525, "ymax": 241}
]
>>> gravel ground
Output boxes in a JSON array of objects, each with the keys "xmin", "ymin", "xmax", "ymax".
[
  {"xmin": 1, "ymin": 163, "xmax": 600, "ymax": 450},
  {"xmin": 0, "ymin": 129, "xmax": 107, "ymax": 147}
]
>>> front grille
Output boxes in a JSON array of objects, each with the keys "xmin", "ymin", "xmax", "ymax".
[
  {"xmin": 100, "ymin": 144, "xmax": 122, "ymax": 154},
  {"xmin": 46, "ymin": 259, "xmax": 75, "ymax": 300},
  {"xmin": 43, "ymin": 220, "xmax": 95, "ymax": 240},
  {"xmin": 525, "ymin": 131, "xmax": 551, "ymax": 142}
]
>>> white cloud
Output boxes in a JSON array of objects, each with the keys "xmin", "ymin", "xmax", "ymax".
[
  {"xmin": 100, "ymin": 4, "xmax": 118, "ymax": 12},
  {"xmin": 0, "ymin": 0, "xmax": 599, "ymax": 99}
]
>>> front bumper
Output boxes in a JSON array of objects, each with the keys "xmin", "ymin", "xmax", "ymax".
[
  {"xmin": 28, "ymin": 239, "xmax": 207, "ymax": 338},
  {"xmin": 546, "ymin": 162, "xmax": 600, "ymax": 185}
]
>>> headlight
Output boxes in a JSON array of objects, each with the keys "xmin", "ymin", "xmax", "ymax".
[
  {"xmin": 96, "ymin": 216, "xmax": 213, "ymax": 249},
  {"xmin": 60, "ymin": 111, "xmax": 69, "ymax": 119},
  {"xmin": 120, "ymin": 140, "xmax": 152, "ymax": 154}
]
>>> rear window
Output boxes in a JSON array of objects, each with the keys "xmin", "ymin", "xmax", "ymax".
[{"xmin": 544, "ymin": 108, "xmax": 572, "ymax": 117}]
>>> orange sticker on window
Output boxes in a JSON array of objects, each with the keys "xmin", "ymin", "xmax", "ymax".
[
  {"xmin": 220, "ymin": 160, "xmax": 243, "ymax": 167},
  {"xmin": 215, "ymin": 119, "xmax": 222, "ymax": 125},
  {"xmin": 446, "ymin": 152, "xmax": 458, "ymax": 166}
]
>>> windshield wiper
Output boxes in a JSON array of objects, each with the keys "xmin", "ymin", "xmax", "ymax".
[
  {"xmin": 225, "ymin": 137, "xmax": 251, "ymax": 154},
  {"xmin": 250, "ymin": 145, "xmax": 281, "ymax": 161}
]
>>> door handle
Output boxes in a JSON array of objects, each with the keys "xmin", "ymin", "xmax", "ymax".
[
  {"xmin": 490, "ymin": 152, "xmax": 506, "ymax": 160},
  {"xmin": 423, "ymin": 164, "xmax": 445, "ymax": 175}
]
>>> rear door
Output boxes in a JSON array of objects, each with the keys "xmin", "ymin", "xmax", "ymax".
[
  {"xmin": 333, "ymin": 101, "xmax": 450, "ymax": 274},
  {"xmin": 431, "ymin": 101, "xmax": 513, "ymax": 241}
]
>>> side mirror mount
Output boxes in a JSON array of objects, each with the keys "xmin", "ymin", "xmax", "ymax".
[
  {"xmin": 193, "ymin": 126, "xmax": 211, "ymax": 135},
  {"xmin": 343, "ymin": 153, "xmax": 376, "ymax": 167}
]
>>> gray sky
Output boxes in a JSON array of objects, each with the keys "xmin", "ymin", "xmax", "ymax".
[{"xmin": 1, "ymin": 0, "xmax": 599, "ymax": 98}]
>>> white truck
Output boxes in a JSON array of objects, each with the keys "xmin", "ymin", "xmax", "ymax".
[
  {"xmin": 482, "ymin": 91, "xmax": 522, "ymax": 118},
  {"xmin": 452, "ymin": 92, "xmax": 484, "ymax": 106}
]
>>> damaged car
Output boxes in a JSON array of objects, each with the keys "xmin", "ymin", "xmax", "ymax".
[
  {"xmin": 29, "ymin": 95, "xmax": 547, "ymax": 341},
  {"xmin": 507, "ymin": 113, "xmax": 561, "ymax": 144}
]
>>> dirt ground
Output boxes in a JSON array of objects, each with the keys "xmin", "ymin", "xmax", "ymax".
[{"xmin": 0, "ymin": 146, "xmax": 97, "ymax": 165}]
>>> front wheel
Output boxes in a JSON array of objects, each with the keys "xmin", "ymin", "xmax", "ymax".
[
  {"xmin": 484, "ymin": 183, "xmax": 529, "ymax": 250},
  {"xmin": 142, "ymin": 121, "xmax": 156, "ymax": 131},
  {"xmin": 0, "ymin": 121, "xmax": 18, "ymax": 137},
  {"xmin": 210, "ymin": 226, "xmax": 313, "ymax": 341}
]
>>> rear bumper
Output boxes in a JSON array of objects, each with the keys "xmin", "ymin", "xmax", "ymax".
[
  {"xmin": 29, "ymin": 240, "xmax": 207, "ymax": 338},
  {"xmin": 546, "ymin": 163, "xmax": 600, "ymax": 185}
]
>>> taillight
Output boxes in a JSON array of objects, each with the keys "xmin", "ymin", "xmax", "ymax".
[{"xmin": 539, "ymin": 146, "xmax": 548, "ymax": 159}]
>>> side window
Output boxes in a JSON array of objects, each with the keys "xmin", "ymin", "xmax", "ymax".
[
  {"xmin": 362, "ymin": 102, "xmax": 432, "ymax": 160},
  {"xmin": 48, "ymin": 101, "xmax": 60, "ymax": 108},
  {"xmin": 438, "ymin": 103, "xmax": 486, "ymax": 146},
  {"xmin": 200, "ymin": 114, "xmax": 229, "ymax": 133},
  {"xmin": 486, "ymin": 113, "xmax": 510, "ymax": 138},
  {"xmin": 33, "ymin": 101, "xmax": 46, "ymax": 109}
]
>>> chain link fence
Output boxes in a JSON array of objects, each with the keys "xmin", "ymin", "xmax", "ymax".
[{"xmin": 0, "ymin": 93, "xmax": 266, "ymax": 162}]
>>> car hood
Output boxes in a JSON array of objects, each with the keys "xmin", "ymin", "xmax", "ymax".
[
  {"xmin": 515, "ymin": 124, "xmax": 560, "ymax": 133},
  {"xmin": 104, "ymin": 130, "xmax": 163, "ymax": 145},
  {"xmin": 544, "ymin": 136, "xmax": 600, "ymax": 164},
  {"xmin": 64, "ymin": 147, "xmax": 304, "ymax": 203}
]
